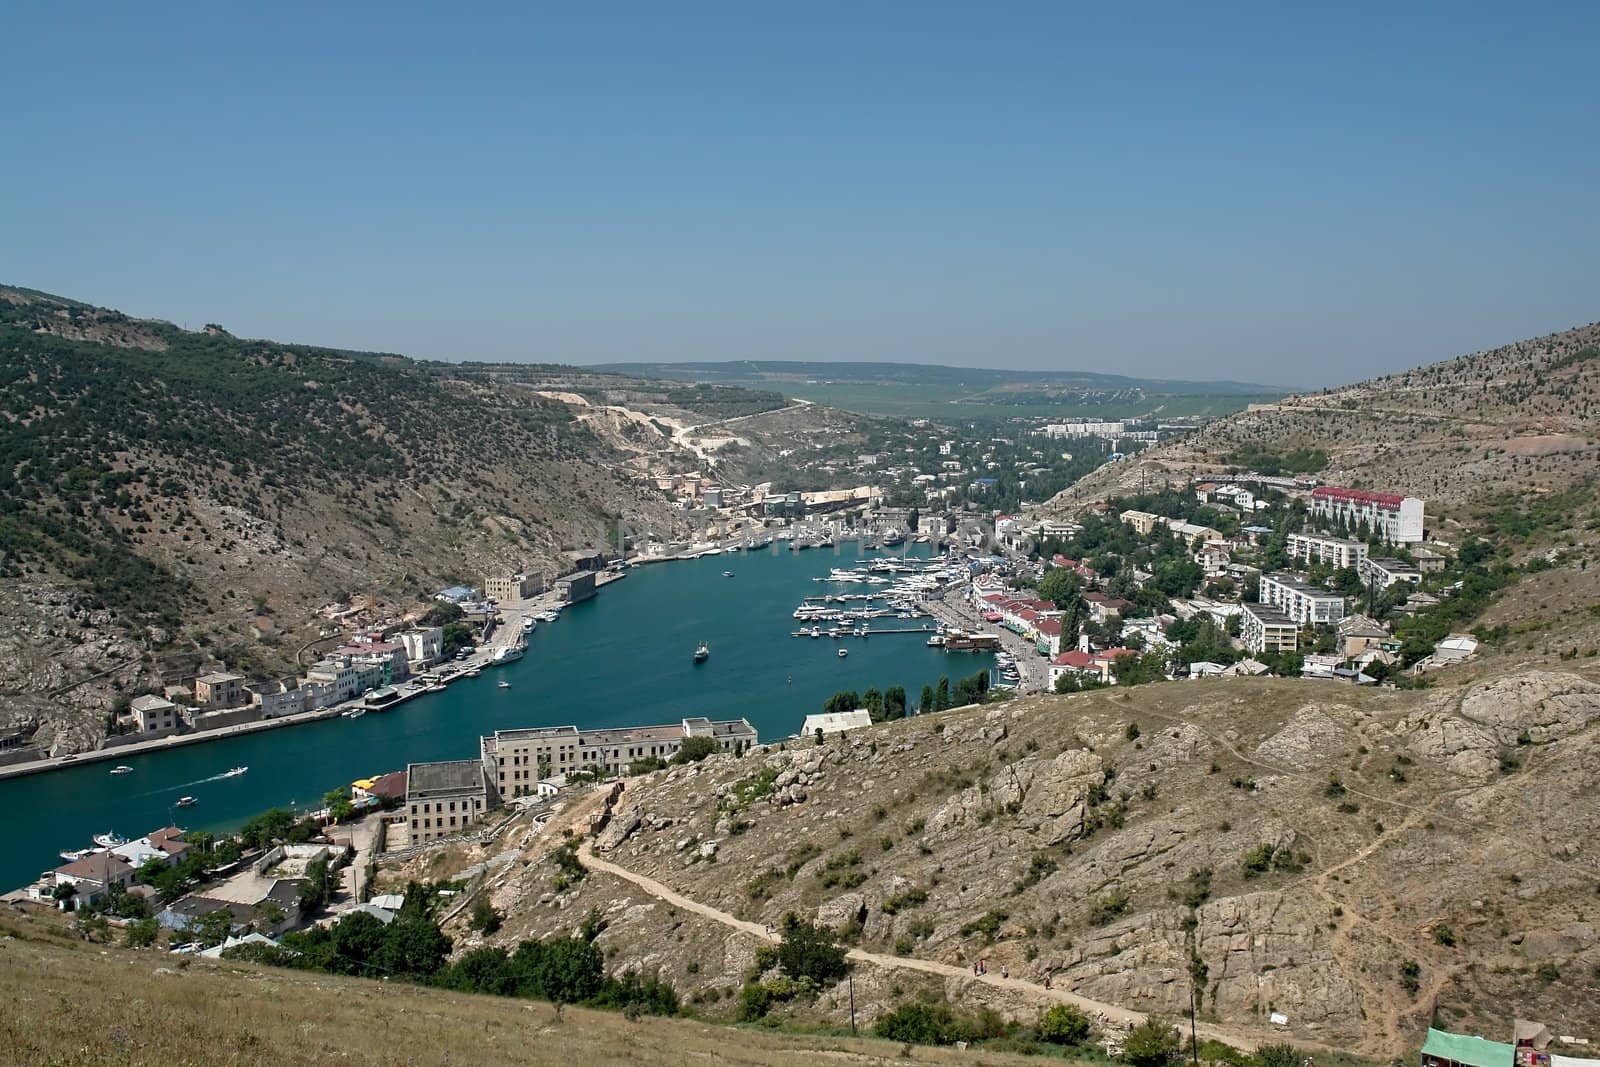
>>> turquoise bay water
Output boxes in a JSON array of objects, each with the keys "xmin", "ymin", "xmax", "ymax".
[{"xmin": 3, "ymin": 545, "xmax": 988, "ymax": 890}]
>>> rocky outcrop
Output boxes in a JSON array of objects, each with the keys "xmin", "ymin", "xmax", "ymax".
[
  {"xmin": 1254, "ymin": 706, "xmax": 1351, "ymax": 770},
  {"xmin": 1457, "ymin": 672, "xmax": 1600, "ymax": 744}
]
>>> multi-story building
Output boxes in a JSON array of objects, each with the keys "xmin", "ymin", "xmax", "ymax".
[
  {"xmin": 331, "ymin": 640, "xmax": 410, "ymax": 684},
  {"xmin": 1241, "ymin": 603, "xmax": 1299, "ymax": 654},
  {"xmin": 485, "ymin": 570, "xmax": 543, "ymax": 603},
  {"xmin": 1286, "ymin": 532, "xmax": 1369, "ymax": 570},
  {"xmin": 193, "ymin": 672, "xmax": 244, "ymax": 710},
  {"xmin": 304, "ymin": 657, "xmax": 384, "ymax": 708},
  {"xmin": 1358, "ymin": 556, "xmax": 1423, "ymax": 591},
  {"xmin": 130, "ymin": 694, "xmax": 181, "ymax": 733},
  {"xmin": 1309, "ymin": 486, "xmax": 1425, "ymax": 543},
  {"xmin": 398, "ymin": 627, "xmax": 445, "ymax": 669},
  {"xmin": 405, "ymin": 760, "xmax": 497, "ymax": 845},
  {"xmin": 1259, "ymin": 573, "xmax": 1347, "ymax": 626},
  {"xmin": 1116, "ymin": 509, "xmax": 1221, "ymax": 547},
  {"xmin": 481, "ymin": 717, "xmax": 758, "ymax": 797}
]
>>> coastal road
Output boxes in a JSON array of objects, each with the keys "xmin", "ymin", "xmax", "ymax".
[
  {"xmin": 576, "ymin": 839, "xmax": 1283, "ymax": 1053},
  {"xmin": 924, "ymin": 597, "xmax": 1049, "ymax": 693}
]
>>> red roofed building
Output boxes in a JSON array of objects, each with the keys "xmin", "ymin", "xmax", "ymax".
[
  {"xmin": 1034, "ymin": 617, "xmax": 1065, "ymax": 655},
  {"xmin": 1309, "ymin": 486, "xmax": 1424, "ymax": 543},
  {"xmin": 1049, "ymin": 647, "xmax": 1139, "ymax": 688}
]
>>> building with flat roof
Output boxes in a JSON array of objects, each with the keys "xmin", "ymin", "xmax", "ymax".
[
  {"xmin": 1359, "ymin": 556, "xmax": 1423, "ymax": 591},
  {"xmin": 1260, "ymin": 573, "xmax": 1346, "ymax": 627},
  {"xmin": 485, "ymin": 569, "xmax": 543, "ymax": 603},
  {"xmin": 481, "ymin": 717, "xmax": 757, "ymax": 798},
  {"xmin": 1310, "ymin": 486, "xmax": 1424, "ymax": 543},
  {"xmin": 406, "ymin": 760, "xmax": 496, "ymax": 844},
  {"xmin": 553, "ymin": 571, "xmax": 597, "ymax": 604},
  {"xmin": 1286, "ymin": 531, "xmax": 1368, "ymax": 570},
  {"xmin": 800, "ymin": 710, "xmax": 872, "ymax": 736},
  {"xmin": 1241, "ymin": 602, "xmax": 1299, "ymax": 654}
]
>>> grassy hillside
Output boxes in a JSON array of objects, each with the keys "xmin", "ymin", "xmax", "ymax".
[
  {"xmin": 0, "ymin": 287, "xmax": 680, "ymax": 752},
  {"xmin": 0, "ymin": 910, "xmax": 1050, "ymax": 1066}
]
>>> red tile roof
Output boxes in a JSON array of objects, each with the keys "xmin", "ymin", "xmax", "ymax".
[
  {"xmin": 1052, "ymin": 650, "xmax": 1094, "ymax": 668},
  {"xmin": 1312, "ymin": 486, "xmax": 1406, "ymax": 508},
  {"xmin": 1035, "ymin": 619, "xmax": 1063, "ymax": 635}
]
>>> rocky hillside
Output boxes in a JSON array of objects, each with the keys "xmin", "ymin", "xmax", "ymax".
[
  {"xmin": 1046, "ymin": 321, "xmax": 1600, "ymax": 518},
  {"xmin": 0, "ymin": 286, "xmax": 684, "ymax": 752},
  {"xmin": 436, "ymin": 670, "xmax": 1600, "ymax": 1058}
]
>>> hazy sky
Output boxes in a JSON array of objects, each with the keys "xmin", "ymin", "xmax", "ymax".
[{"xmin": 4, "ymin": 3, "xmax": 1598, "ymax": 387}]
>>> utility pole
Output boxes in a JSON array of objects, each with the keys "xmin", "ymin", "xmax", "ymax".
[{"xmin": 1189, "ymin": 983, "xmax": 1199, "ymax": 1065}]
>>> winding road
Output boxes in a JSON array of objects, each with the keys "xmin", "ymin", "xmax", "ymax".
[{"xmin": 577, "ymin": 840, "xmax": 1279, "ymax": 1052}]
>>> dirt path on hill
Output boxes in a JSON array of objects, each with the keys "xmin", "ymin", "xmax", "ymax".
[{"xmin": 577, "ymin": 841, "xmax": 1285, "ymax": 1053}]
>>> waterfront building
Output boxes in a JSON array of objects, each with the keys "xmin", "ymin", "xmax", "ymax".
[
  {"xmin": 1358, "ymin": 556, "xmax": 1423, "ymax": 591},
  {"xmin": 481, "ymin": 717, "xmax": 758, "ymax": 797},
  {"xmin": 1259, "ymin": 573, "xmax": 1347, "ymax": 626},
  {"xmin": 554, "ymin": 570, "xmax": 597, "ymax": 604},
  {"xmin": 398, "ymin": 627, "xmax": 444, "ymax": 669},
  {"xmin": 1241, "ymin": 602, "xmax": 1298, "ymax": 654},
  {"xmin": 130, "ymin": 694, "xmax": 181, "ymax": 733},
  {"xmin": 1286, "ymin": 531, "xmax": 1369, "ymax": 570},
  {"xmin": 193, "ymin": 671, "xmax": 245, "ymax": 710},
  {"xmin": 51, "ymin": 852, "xmax": 135, "ymax": 908},
  {"xmin": 331, "ymin": 639, "xmax": 410, "ymax": 685},
  {"xmin": 405, "ymin": 759, "xmax": 497, "ymax": 844},
  {"xmin": 1309, "ymin": 486, "xmax": 1425, "ymax": 543},
  {"xmin": 246, "ymin": 679, "xmax": 308, "ymax": 719},
  {"xmin": 485, "ymin": 569, "xmax": 544, "ymax": 603}
]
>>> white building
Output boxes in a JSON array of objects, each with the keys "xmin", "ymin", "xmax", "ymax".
[
  {"xmin": 1358, "ymin": 556, "xmax": 1423, "ymax": 591},
  {"xmin": 800, "ymin": 710, "xmax": 873, "ymax": 736},
  {"xmin": 1241, "ymin": 602, "xmax": 1299, "ymax": 654},
  {"xmin": 1309, "ymin": 487, "xmax": 1425, "ymax": 543},
  {"xmin": 399, "ymin": 627, "xmax": 445, "ymax": 669},
  {"xmin": 1260, "ymin": 573, "xmax": 1347, "ymax": 626},
  {"xmin": 1287, "ymin": 532, "xmax": 1369, "ymax": 570},
  {"xmin": 130, "ymin": 694, "xmax": 180, "ymax": 733},
  {"xmin": 481, "ymin": 717, "xmax": 758, "ymax": 797}
]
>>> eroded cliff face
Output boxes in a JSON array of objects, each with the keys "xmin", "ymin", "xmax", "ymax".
[{"xmin": 435, "ymin": 670, "xmax": 1600, "ymax": 1056}]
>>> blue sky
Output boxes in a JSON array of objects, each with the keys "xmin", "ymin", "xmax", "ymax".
[{"xmin": 3, "ymin": 3, "xmax": 1597, "ymax": 387}]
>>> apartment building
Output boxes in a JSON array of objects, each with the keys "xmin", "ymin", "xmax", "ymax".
[
  {"xmin": 1309, "ymin": 486, "xmax": 1425, "ymax": 543},
  {"xmin": 1241, "ymin": 602, "xmax": 1299, "ymax": 654},
  {"xmin": 1286, "ymin": 531, "xmax": 1369, "ymax": 570},
  {"xmin": 1358, "ymin": 556, "xmax": 1423, "ymax": 591},
  {"xmin": 481, "ymin": 717, "xmax": 758, "ymax": 797},
  {"xmin": 405, "ymin": 760, "xmax": 497, "ymax": 845},
  {"xmin": 1260, "ymin": 573, "xmax": 1347, "ymax": 626}
]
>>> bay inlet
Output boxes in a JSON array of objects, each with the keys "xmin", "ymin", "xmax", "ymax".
[{"xmin": 3, "ymin": 544, "xmax": 992, "ymax": 890}]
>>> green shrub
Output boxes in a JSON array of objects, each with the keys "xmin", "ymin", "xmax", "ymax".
[{"xmin": 1036, "ymin": 1003, "xmax": 1091, "ymax": 1045}]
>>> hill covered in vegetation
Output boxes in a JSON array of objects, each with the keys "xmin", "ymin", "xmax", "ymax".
[{"xmin": 0, "ymin": 286, "xmax": 679, "ymax": 751}]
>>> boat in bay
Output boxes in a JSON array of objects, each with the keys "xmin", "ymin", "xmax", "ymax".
[
  {"xmin": 694, "ymin": 643, "xmax": 710, "ymax": 663},
  {"xmin": 490, "ymin": 641, "xmax": 526, "ymax": 665},
  {"xmin": 91, "ymin": 832, "xmax": 126, "ymax": 849},
  {"xmin": 220, "ymin": 765, "xmax": 248, "ymax": 779},
  {"xmin": 837, "ymin": 648, "xmax": 848, "ymax": 658},
  {"xmin": 498, "ymin": 680, "xmax": 511, "ymax": 689},
  {"xmin": 176, "ymin": 796, "xmax": 197, "ymax": 808},
  {"xmin": 109, "ymin": 765, "xmax": 133, "ymax": 776}
]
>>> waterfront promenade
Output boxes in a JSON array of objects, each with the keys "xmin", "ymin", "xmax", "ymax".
[{"xmin": 0, "ymin": 572, "xmax": 624, "ymax": 784}]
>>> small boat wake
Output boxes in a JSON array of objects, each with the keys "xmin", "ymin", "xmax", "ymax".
[{"xmin": 135, "ymin": 765, "xmax": 249, "ymax": 797}]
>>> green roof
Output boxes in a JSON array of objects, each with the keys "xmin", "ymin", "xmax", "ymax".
[{"xmin": 1421, "ymin": 1028, "xmax": 1513, "ymax": 1067}]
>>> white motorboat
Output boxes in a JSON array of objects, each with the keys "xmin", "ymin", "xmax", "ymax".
[
  {"xmin": 498, "ymin": 680, "xmax": 511, "ymax": 689},
  {"xmin": 220, "ymin": 765, "xmax": 248, "ymax": 779},
  {"xmin": 109, "ymin": 765, "xmax": 133, "ymax": 776},
  {"xmin": 837, "ymin": 648, "xmax": 849, "ymax": 658},
  {"xmin": 91, "ymin": 832, "xmax": 126, "ymax": 849},
  {"xmin": 176, "ymin": 796, "xmax": 197, "ymax": 808}
]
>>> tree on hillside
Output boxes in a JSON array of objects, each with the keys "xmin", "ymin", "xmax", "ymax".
[
  {"xmin": 670, "ymin": 736, "xmax": 719, "ymax": 764},
  {"xmin": 882, "ymin": 686, "xmax": 907, "ymax": 721},
  {"xmin": 776, "ymin": 913, "xmax": 849, "ymax": 984},
  {"xmin": 919, "ymin": 684, "xmax": 935, "ymax": 714}
]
